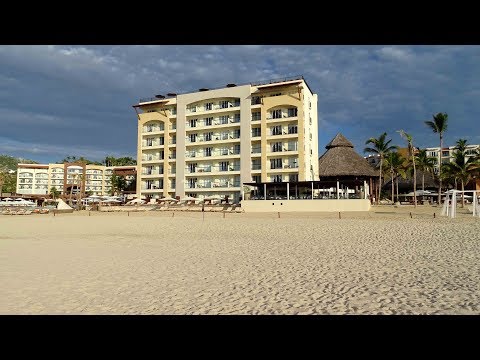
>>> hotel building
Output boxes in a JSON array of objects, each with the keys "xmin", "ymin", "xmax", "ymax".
[
  {"xmin": 16, "ymin": 163, "xmax": 136, "ymax": 197},
  {"xmin": 133, "ymin": 76, "xmax": 319, "ymax": 203},
  {"xmin": 426, "ymin": 144, "xmax": 479, "ymax": 175}
]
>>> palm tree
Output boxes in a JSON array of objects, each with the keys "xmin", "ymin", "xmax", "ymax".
[
  {"xmin": 384, "ymin": 151, "xmax": 406, "ymax": 203},
  {"xmin": 415, "ymin": 149, "xmax": 436, "ymax": 194},
  {"xmin": 398, "ymin": 130, "xmax": 417, "ymax": 207},
  {"xmin": 443, "ymin": 139, "xmax": 479, "ymax": 208},
  {"xmin": 50, "ymin": 186, "xmax": 60, "ymax": 200},
  {"xmin": 364, "ymin": 133, "xmax": 398, "ymax": 205},
  {"xmin": 425, "ymin": 112, "xmax": 448, "ymax": 204}
]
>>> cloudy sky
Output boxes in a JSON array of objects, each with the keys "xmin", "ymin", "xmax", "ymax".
[{"xmin": 1, "ymin": 45, "xmax": 479, "ymax": 164}]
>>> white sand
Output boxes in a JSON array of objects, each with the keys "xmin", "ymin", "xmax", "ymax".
[{"xmin": 1, "ymin": 207, "xmax": 480, "ymax": 314}]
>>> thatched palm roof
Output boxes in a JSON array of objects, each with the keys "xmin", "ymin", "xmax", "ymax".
[
  {"xmin": 383, "ymin": 170, "xmax": 438, "ymax": 192},
  {"xmin": 318, "ymin": 133, "xmax": 378, "ymax": 177}
]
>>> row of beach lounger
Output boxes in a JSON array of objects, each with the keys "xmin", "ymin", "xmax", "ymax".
[
  {"xmin": 154, "ymin": 204, "xmax": 243, "ymax": 213},
  {"xmin": 1, "ymin": 208, "xmax": 50, "ymax": 215}
]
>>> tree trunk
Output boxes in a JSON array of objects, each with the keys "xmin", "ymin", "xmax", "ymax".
[
  {"xmin": 396, "ymin": 176, "xmax": 399, "ymax": 202},
  {"xmin": 378, "ymin": 158, "xmax": 382, "ymax": 205},
  {"xmin": 413, "ymin": 155, "xmax": 417, "ymax": 208},
  {"xmin": 461, "ymin": 180, "xmax": 465, "ymax": 208},
  {"xmin": 422, "ymin": 173, "xmax": 425, "ymax": 193},
  {"xmin": 391, "ymin": 168, "xmax": 394, "ymax": 203},
  {"xmin": 438, "ymin": 134, "xmax": 443, "ymax": 205}
]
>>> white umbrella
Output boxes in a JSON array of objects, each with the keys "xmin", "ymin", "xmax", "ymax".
[
  {"xmin": 180, "ymin": 196, "xmax": 198, "ymax": 202},
  {"xmin": 103, "ymin": 199, "xmax": 121, "ymax": 203},
  {"xmin": 126, "ymin": 198, "xmax": 145, "ymax": 204}
]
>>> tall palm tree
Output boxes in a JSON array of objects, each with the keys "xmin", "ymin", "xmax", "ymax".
[
  {"xmin": 364, "ymin": 133, "xmax": 398, "ymax": 205},
  {"xmin": 398, "ymin": 130, "xmax": 417, "ymax": 207},
  {"xmin": 384, "ymin": 151, "xmax": 406, "ymax": 203},
  {"xmin": 444, "ymin": 139, "xmax": 479, "ymax": 208},
  {"xmin": 415, "ymin": 149, "xmax": 436, "ymax": 193},
  {"xmin": 425, "ymin": 112, "xmax": 448, "ymax": 204}
]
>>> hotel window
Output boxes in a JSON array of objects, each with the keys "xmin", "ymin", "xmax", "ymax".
[
  {"xmin": 189, "ymin": 119, "xmax": 198, "ymax": 128},
  {"xmin": 220, "ymin": 115, "xmax": 229, "ymax": 124},
  {"xmin": 272, "ymin": 109, "xmax": 282, "ymax": 119},
  {"xmin": 288, "ymin": 124, "xmax": 297, "ymax": 134},
  {"xmin": 204, "ymin": 147, "xmax": 212, "ymax": 157},
  {"xmin": 205, "ymin": 117, "xmax": 213, "ymax": 126},
  {"xmin": 205, "ymin": 103, "xmax": 213, "ymax": 111},
  {"xmin": 252, "ymin": 127, "xmax": 261, "ymax": 137},
  {"xmin": 220, "ymin": 161, "xmax": 229, "ymax": 171},
  {"xmin": 189, "ymin": 163, "xmax": 197, "ymax": 173},
  {"xmin": 288, "ymin": 141, "xmax": 298, "ymax": 151},
  {"xmin": 252, "ymin": 112, "xmax": 261, "ymax": 121},
  {"xmin": 272, "ymin": 175, "xmax": 283, "ymax": 183},
  {"xmin": 220, "ymin": 100, "xmax": 229, "ymax": 109},
  {"xmin": 251, "ymin": 145, "xmax": 261, "ymax": 154},
  {"xmin": 205, "ymin": 132, "xmax": 213, "ymax": 141},
  {"xmin": 287, "ymin": 108, "xmax": 298, "ymax": 117},
  {"xmin": 271, "ymin": 125, "xmax": 282, "ymax": 135},
  {"xmin": 272, "ymin": 142, "xmax": 283, "ymax": 152},
  {"xmin": 189, "ymin": 133, "xmax": 197, "ymax": 143},
  {"xmin": 188, "ymin": 178, "xmax": 198, "ymax": 189},
  {"xmin": 251, "ymin": 96, "xmax": 261, "ymax": 105},
  {"xmin": 270, "ymin": 158, "xmax": 282, "ymax": 169}
]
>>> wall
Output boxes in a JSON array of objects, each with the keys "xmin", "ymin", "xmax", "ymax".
[{"xmin": 241, "ymin": 199, "xmax": 371, "ymax": 212}]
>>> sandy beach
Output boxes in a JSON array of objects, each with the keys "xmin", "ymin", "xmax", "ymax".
[{"xmin": 1, "ymin": 206, "xmax": 480, "ymax": 314}]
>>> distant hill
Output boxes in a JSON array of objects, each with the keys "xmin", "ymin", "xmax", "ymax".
[{"xmin": 0, "ymin": 154, "xmax": 38, "ymax": 171}]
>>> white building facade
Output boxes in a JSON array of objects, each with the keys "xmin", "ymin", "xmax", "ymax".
[{"xmin": 134, "ymin": 76, "xmax": 319, "ymax": 203}]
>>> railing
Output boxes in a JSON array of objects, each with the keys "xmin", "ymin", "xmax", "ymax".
[{"xmin": 251, "ymin": 75, "xmax": 303, "ymax": 87}]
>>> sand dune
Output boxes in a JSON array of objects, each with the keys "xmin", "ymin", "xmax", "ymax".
[{"xmin": 1, "ymin": 207, "xmax": 479, "ymax": 314}]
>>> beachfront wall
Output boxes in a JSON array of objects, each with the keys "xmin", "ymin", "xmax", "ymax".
[{"xmin": 241, "ymin": 199, "xmax": 370, "ymax": 212}]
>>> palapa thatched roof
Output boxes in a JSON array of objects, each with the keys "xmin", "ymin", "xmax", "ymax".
[{"xmin": 318, "ymin": 133, "xmax": 378, "ymax": 178}]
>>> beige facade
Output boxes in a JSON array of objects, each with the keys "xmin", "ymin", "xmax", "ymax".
[
  {"xmin": 16, "ymin": 163, "xmax": 132, "ymax": 196},
  {"xmin": 134, "ymin": 76, "xmax": 319, "ymax": 202},
  {"xmin": 426, "ymin": 144, "xmax": 479, "ymax": 175}
]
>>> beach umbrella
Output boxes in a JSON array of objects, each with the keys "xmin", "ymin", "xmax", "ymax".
[
  {"xmin": 180, "ymin": 196, "xmax": 198, "ymax": 202},
  {"xmin": 103, "ymin": 199, "xmax": 121, "ymax": 203},
  {"xmin": 126, "ymin": 198, "xmax": 145, "ymax": 204}
]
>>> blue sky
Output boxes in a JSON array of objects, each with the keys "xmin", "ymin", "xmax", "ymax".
[{"xmin": 1, "ymin": 45, "xmax": 479, "ymax": 163}]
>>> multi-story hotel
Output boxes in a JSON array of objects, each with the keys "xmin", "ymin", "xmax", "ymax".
[
  {"xmin": 426, "ymin": 144, "xmax": 479, "ymax": 175},
  {"xmin": 16, "ymin": 163, "xmax": 136, "ymax": 197},
  {"xmin": 133, "ymin": 76, "xmax": 319, "ymax": 203}
]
